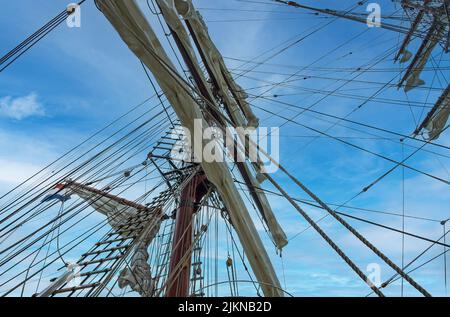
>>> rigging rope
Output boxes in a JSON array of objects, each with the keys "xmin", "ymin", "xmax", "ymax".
[
  {"xmin": 253, "ymin": 104, "xmax": 450, "ymax": 185},
  {"xmin": 263, "ymin": 172, "xmax": 385, "ymax": 296},
  {"xmin": 114, "ymin": 16, "xmax": 436, "ymax": 296},
  {"xmin": 0, "ymin": 0, "xmax": 87, "ymax": 73},
  {"xmin": 2, "ymin": 0, "xmax": 446, "ymax": 291},
  {"xmin": 234, "ymin": 180, "xmax": 450, "ymax": 247}
]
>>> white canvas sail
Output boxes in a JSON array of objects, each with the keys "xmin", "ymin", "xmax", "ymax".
[
  {"xmin": 96, "ymin": 0, "xmax": 283, "ymax": 296},
  {"xmin": 67, "ymin": 182, "xmax": 162, "ymax": 297}
]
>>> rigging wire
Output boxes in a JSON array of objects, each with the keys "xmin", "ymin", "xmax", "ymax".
[
  {"xmin": 444, "ymin": 221, "xmax": 448, "ymax": 295},
  {"xmin": 0, "ymin": 105, "xmax": 172, "ymax": 218},
  {"xmin": 2, "ymin": 166, "xmax": 170, "ymax": 296},
  {"xmin": 0, "ymin": 101, "xmax": 168, "ymax": 221},
  {"xmin": 0, "ymin": 0, "xmax": 87, "ymax": 73},
  {"xmin": 141, "ymin": 61, "xmax": 175, "ymax": 128},
  {"xmin": 225, "ymin": 56, "xmax": 450, "ymax": 73},
  {"xmin": 253, "ymin": 104, "xmax": 450, "ymax": 185},
  {"xmin": 115, "ymin": 12, "xmax": 439, "ymax": 295},
  {"xmin": 269, "ymin": 0, "xmax": 442, "ymax": 40},
  {"xmin": 247, "ymin": 94, "xmax": 450, "ymax": 151},
  {"xmin": 235, "ymin": 180, "xmax": 450, "ymax": 248},
  {"xmin": 401, "ymin": 143, "xmax": 406, "ymax": 296},
  {"xmin": 0, "ymin": 115, "xmax": 175, "ymax": 266},
  {"xmin": 0, "ymin": 93, "xmax": 159, "ymax": 203},
  {"xmin": 229, "ymin": 68, "xmax": 444, "ymax": 92},
  {"xmin": 366, "ymin": 226, "xmax": 450, "ymax": 296},
  {"xmin": 238, "ymin": 73, "xmax": 438, "ymax": 108},
  {"xmin": 198, "ymin": 6, "xmax": 409, "ymax": 21},
  {"xmin": 1, "ymin": 0, "xmax": 448, "ymax": 297}
]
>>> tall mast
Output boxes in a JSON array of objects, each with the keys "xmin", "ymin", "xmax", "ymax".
[
  {"xmin": 153, "ymin": 0, "xmax": 287, "ymax": 250},
  {"xmin": 273, "ymin": 0, "xmax": 429, "ymax": 35},
  {"xmin": 96, "ymin": 0, "xmax": 284, "ymax": 297},
  {"xmin": 394, "ymin": 0, "xmax": 432, "ymax": 62},
  {"xmin": 166, "ymin": 172, "xmax": 208, "ymax": 297}
]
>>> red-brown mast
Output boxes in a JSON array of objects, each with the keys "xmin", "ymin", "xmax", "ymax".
[{"xmin": 166, "ymin": 172, "xmax": 208, "ymax": 297}]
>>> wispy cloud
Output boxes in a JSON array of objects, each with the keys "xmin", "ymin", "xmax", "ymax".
[
  {"xmin": 0, "ymin": 93, "xmax": 45, "ymax": 120},
  {"xmin": 0, "ymin": 158, "xmax": 42, "ymax": 186}
]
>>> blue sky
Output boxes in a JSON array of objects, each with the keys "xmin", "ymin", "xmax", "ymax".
[{"xmin": 0, "ymin": 0, "xmax": 449, "ymax": 296}]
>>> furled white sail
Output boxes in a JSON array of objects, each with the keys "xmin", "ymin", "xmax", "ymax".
[
  {"xmin": 96, "ymin": 0, "xmax": 283, "ymax": 296},
  {"xmin": 403, "ymin": 16, "xmax": 446, "ymax": 93},
  {"xmin": 154, "ymin": 0, "xmax": 287, "ymax": 251},
  {"xmin": 173, "ymin": 0, "xmax": 259, "ymax": 128},
  {"xmin": 399, "ymin": 50, "xmax": 412, "ymax": 64},
  {"xmin": 70, "ymin": 185, "xmax": 138, "ymax": 234},
  {"xmin": 67, "ymin": 182, "xmax": 162, "ymax": 297},
  {"xmin": 425, "ymin": 91, "xmax": 450, "ymax": 140},
  {"xmin": 404, "ymin": 42, "xmax": 433, "ymax": 92},
  {"xmin": 154, "ymin": 0, "xmax": 216, "ymax": 107},
  {"xmin": 117, "ymin": 216, "xmax": 162, "ymax": 297}
]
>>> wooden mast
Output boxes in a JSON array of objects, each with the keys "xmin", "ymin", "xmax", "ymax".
[
  {"xmin": 154, "ymin": 0, "xmax": 288, "ymax": 250},
  {"xmin": 97, "ymin": 0, "xmax": 284, "ymax": 296},
  {"xmin": 166, "ymin": 173, "xmax": 208, "ymax": 297}
]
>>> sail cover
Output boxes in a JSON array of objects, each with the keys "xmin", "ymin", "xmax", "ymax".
[
  {"xmin": 96, "ymin": 0, "xmax": 283, "ymax": 296},
  {"xmin": 403, "ymin": 15, "xmax": 447, "ymax": 92},
  {"xmin": 66, "ymin": 181, "xmax": 162, "ymax": 296},
  {"xmin": 425, "ymin": 87, "xmax": 450, "ymax": 140},
  {"xmin": 153, "ymin": 0, "xmax": 287, "ymax": 250},
  {"xmin": 70, "ymin": 184, "xmax": 139, "ymax": 234},
  {"xmin": 174, "ymin": 0, "xmax": 259, "ymax": 128}
]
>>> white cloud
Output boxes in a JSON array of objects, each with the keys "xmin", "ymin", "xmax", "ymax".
[
  {"xmin": 0, "ymin": 128, "xmax": 58, "ymax": 191},
  {"xmin": 0, "ymin": 93, "xmax": 45, "ymax": 120},
  {"xmin": 0, "ymin": 158, "xmax": 42, "ymax": 186}
]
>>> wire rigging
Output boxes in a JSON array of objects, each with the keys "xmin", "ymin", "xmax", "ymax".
[{"xmin": 0, "ymin": 0, "xmax": 86, "ymax": 73}]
